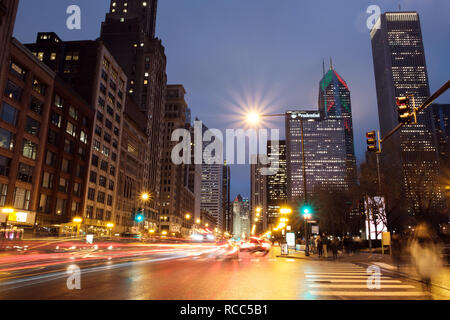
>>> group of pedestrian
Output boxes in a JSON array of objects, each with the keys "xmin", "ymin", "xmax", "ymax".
[{"xmin": 310, "ymin": 235, "xmax": 360, "ymax": 261}]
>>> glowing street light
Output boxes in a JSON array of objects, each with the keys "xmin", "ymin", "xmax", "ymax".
[
  {"xmin": 280, "ymin": 207, "xmax": 292, "ymax": 215},
  {"xmin": 141, "ymin": 192, "xmax": 150, "ymax": 201},
  {"xmin": 1, "ymin": 207, "xmax": 14, "ymax": 214},
  {"xmin": 247, "ymin": 112, "xmax": 261, "ymax": 125},
  {"xmin": 196, "ymin": 219, "xmax": 201, "ymax": 224},
  {"xmin": 185, "ymin": 213, "xmax": 191, "ymax": 220},
  {"xmin": 72, "ymin": 217, "xmax": 83, "ymax": 237}
]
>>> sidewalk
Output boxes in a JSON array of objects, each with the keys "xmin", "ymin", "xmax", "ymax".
[{"xmin": 274, "ymin": 246, "xmax": 450, "ymax": 291}]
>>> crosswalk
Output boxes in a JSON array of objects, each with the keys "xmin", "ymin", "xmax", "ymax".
[{"xmin": 304, "ymin": 263, "xmax": 429, "ymax": 299}]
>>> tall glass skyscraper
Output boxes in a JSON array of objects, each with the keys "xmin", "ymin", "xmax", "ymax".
[
  {"xmin": 286, "ymin": 110, "xmax": 352, "ymax": 202},
  {"xmin": 286, "ymin": 65, "xmax": 357, "ymax": 202},
  {"xmin": 370, "ymin": 12, "xmax": 443, "ymax": 210},
  {"xmin": 319, "ymin": 66, "xmax": 357, "ymax": 186}
]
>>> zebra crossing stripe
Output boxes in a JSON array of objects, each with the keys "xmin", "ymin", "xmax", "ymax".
[
  {"xmin": 308, "ymin": 284, "xmax": 415, "ymax": 289},
  {"xmin": 309, "ymin": 291, "xmax": 427, "ymax": 297},
  {"xmin": 307, "ymin": 279, "xmax": 402, "ymax": 283},
  {"xmin": 306, "ymin": 275, "xmax": 392, "ymax": 279}
]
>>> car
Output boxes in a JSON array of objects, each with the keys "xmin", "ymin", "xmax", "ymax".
[
  {"xmin": 239, "ymin": 237, "xmax": 271, "ymax": 254},
  {"xmin": 216, "ymin": 241, "xmax": 240, "ymax": 259}
]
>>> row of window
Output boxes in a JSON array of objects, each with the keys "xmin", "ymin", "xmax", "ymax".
[
  {"xmin": 87, "ymin": 187, "xmax": 114, "ymax": 206},
  {"xmin": 86, "ymin": 205, "xmax": 112, "ymax": 221},
  {"xmin": 89, "ymin": 170, "xmax": 115, "ymax": 191}
]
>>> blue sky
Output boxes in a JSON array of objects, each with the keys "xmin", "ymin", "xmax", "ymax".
[{"xmin": 13, "ymin": 0, "xmax": 450, "ymax": 199}]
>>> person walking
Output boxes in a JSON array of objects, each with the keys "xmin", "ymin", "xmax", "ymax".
[
  {"xmin": 391, "ymin": 233, "xmax": 403, "ymax": 272},
  {"xmin": 322, "ymin": 235, "xmax": 328, "ymax": 258},
  {"xmin": 331, "ymin": 237, "xmax": 339, "ymax": 261},
  {"xmin": 317, "ymin": 236, "xmax": 323, "ymax": 257}
]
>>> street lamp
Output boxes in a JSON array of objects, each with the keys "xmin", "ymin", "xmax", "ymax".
[
  {"xmin": 73, "ymin": 217, "xmax": 83, "ymax": 237},
  {"xmin": 106, "ymin": 222, "xmax": 114, "ymax": 239}
]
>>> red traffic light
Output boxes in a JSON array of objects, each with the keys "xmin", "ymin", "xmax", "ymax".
[{"xmin": 396, "ymin": 97, "xmax": 410, "ymax": 106}]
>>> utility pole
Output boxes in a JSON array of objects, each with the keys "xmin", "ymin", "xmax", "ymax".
[{"xmin": 365, "ymin": 195, "xmax": 372, "ymax": 255}]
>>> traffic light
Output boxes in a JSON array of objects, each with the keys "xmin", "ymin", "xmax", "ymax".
[
  {"xmin": 366, "ymin": 131, "xmax": 378, "ymax": 152},
  {"xmin": 358, "ymin": 200, "xmax": 366, "ymax": 220},
  {"xmin": 134, "ymin": 208, "xmax": 144, "ymax": 223},
  {"xmin": 300, "ymin": 204, "xmax": 313, "ymax": 219},
  {"xmin": 396, "ymin": 96, "xmax": 412, "ymax": 124}
]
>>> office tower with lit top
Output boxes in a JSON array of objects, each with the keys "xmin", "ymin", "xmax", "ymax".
[
  {"xmin": 100, "ymin": 0, "xmax": 167, "ymax": 220},
  {"xmin": 318, "ymin": 64, "xmax": 357, "ymax": 187},
  {"xmin": 370, "ymin": 12, "xmax": 443, "ymax": 210}
]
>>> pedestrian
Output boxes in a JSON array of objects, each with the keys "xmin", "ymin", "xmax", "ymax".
[
  {"xmin": 409, "ymin": 224, "xmax": 443, "ymax": 293},
  {"xmin": 391, "ymin": 233, "xmax": 403, "ymax": 272},
  {"xmin": 322, "ymin": 235, "xmax": 328, "ymax": 258},
  {"xmin": 317, "ymin": 236, "xmax": 323, "ymax": 257},
  {"xmin": 331, "ymin": 238, "xmax": 339, "ymax": 261}
]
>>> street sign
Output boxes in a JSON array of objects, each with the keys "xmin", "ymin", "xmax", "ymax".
[
  {"xmin": 86, "ymin": 234, "xmax": 94, "ymax": 244},
  {"xmin": 311, "ymin": 226, "xmax": 319, "ymax": 235}
]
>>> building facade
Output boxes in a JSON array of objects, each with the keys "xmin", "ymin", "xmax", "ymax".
[
  {"xmin": 266, "ymin": 140, "xmax": 287, "ymax": 230},
  {"xmin": 100, "ymin": 0, "xmax": 167, "ymax": 222},
  {"xmin": 0, "ymin": 0, "xmax": 18, "ymax": 77},
  {"xmin": 26, "ymin": 35, "xmax": 128, "ymax": 235},
  {"xmin": 200, "ymin": 120, "xmax": 224, "ymax": 230},
  {"xmin": 159, "ymin": 85, "xmax": 194, "ymax": 237},
  {"xmin": 0, "ymin": 38, "xmax": 94, "ymax": 235},
  {"xmin": 370, "ymin": 11, "xmax": 443, "ymax": 211},
  {"xmin": 250, "ymin": 154, "xmax": 267, "ymax": 235},
  {"xmin": 286, "ymin": 110, "xmax": 351, "ymax": 202},
  {"xmin": 222, "ymin": 162, "xmax": 231, "ymax": 233}
]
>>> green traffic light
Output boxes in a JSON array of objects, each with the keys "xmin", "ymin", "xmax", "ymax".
[{"xmin": 300, "ymin": 204, "xmax": 313, "ymax": 216}]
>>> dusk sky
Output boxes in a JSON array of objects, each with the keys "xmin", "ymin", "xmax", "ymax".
[{"xmin": 13, "ymin": 0, "xmax": 450, "ymax": 199}]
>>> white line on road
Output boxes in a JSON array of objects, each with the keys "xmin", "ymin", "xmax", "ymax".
[
  {"xmin": 308, "ymin": 284, "xmax": 415, "ymax": 289},
  {"xmin": 251, "ymin": 259, "xmax": 260, "ymax": 262},
  {"xmin": 305, "ymin": 272, "xmax": 374, "ymax": 275},
  {"xmin": 306, "ymin": 275, "xmax": 392, "ymax": 279},
  {"xmin": 306, "ymin": 279, "xmax": 402, "ymax": 283},
  {"xmin": 309, "ymin": 291, "xmax": 427, "ymax": 297}
]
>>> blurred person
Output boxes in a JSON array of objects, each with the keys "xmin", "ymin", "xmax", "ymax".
[
  {"xmin": 331, "ymin": 237, "xmax": 339, "ymax": 260},
  {"xmin": 391, "ymin": 233, "xmax": 403, "ymax": 272},
  {"xmin": 322, "ymin": 235, "xmax": 329, "ymax": 258},
  {"xmin": 317, "ymin": 235, "xmax": 323, "ymax": 257},
  {"xmin": 409, "ymin": 223, "xmax": 443, "ymax": 292}
]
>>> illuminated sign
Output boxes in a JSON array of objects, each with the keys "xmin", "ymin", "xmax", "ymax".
[
  {"xmin": 8, "ymin": 211, "xmax": 36, "ymax": 225},
  {"xmin": 286, "ymin": 232, "xmax": 295, "ymax": 247}
]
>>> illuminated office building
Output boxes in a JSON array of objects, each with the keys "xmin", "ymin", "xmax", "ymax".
[
  {"xmin": 286, "ymin": 110, "xmax": 351, "ymax": 202},
  {"xmin": 370, "ymin": 12, "xmax": 443, "ymax": 210}
]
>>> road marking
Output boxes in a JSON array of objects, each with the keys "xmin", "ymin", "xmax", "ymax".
[
  {"xmin": 306, "ymin": 275, "xmax": 392, "ymax": 279},
  {"xmin": 251, "ymin": 259, "xmax": 260, "ymax": 263},
  {"xmin": 308, "ymin": 284, "xmax": 415, "ymax": 289},
  {"xmin": 305, "ymin": 272, "xmax": 372, "ymax": 275},
  {"xmin": 268, "ymin": 259, "xmax": 277, "ymax": 262},
  {"xmin": 309, "ymin": 291, "xmax": 427, "ymax": 297},
  {"xmin": 307, "ymin": 279, "xmax": 402, "ymax": 283}
]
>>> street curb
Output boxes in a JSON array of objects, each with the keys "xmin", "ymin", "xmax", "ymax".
[{"xmin": 276, "ymin": 255, "xmax": 309, "ymax": 260}]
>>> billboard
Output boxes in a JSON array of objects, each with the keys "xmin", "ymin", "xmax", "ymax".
[
  {"xmin": 286, "ymin": 232, "xmax": 295, "ymax": 247},
  {"xmin": 364, "ymin": 196, "xmax": 387, "ymax": 240}
]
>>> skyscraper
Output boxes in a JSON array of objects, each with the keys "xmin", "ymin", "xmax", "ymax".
[
  {"xmin": 160, "ymin": 85, "xmax": 195, "ymax": 237},
  {"xmin": 370, "ymin": 12, "xmax": 443, "ymax": 210},
  {"xmin": 250, "ymin": 154, "xmax": 266, "ymax": 234},
  {"xmin": 286, "ymin": 110, "xmax": 351, "ymax": 202},
  {"xmin": 266, "ymin": 140, "xmax": 287, "ymax": 229},
  {"xmin": 319, "ymin": 64, "xmax": 357, "ymax": 187},
  {"xmin": 100, "ymin": 0, "xmax": 167, "ymax": 221},
  {"xmin": 222, "ymin": 162, "xmax": 231, "ymax": 233},
  {"xmin": 200, "ymin": 120, "xmax": 223, "ymax": 230}
]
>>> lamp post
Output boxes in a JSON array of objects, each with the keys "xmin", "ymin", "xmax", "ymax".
[
  {"xmin": 139, "ymin": 192, "xmax": 150, "ymax": 234},
  {"xmin": 106, "ymin": 222, "xmax": 114, "ymax": 240}
]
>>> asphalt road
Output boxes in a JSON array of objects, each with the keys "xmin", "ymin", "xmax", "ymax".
[{"xmin": 0, "ymin": 247, "xmax": 447, "ymax": 300}]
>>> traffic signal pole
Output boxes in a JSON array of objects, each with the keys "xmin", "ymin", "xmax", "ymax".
[{"xmin": 380, "ymin": 80, "xmax": 450, "ymax": 145}]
